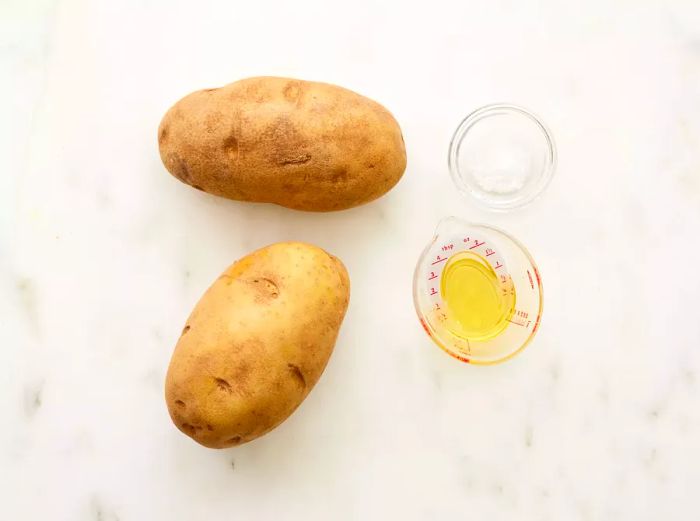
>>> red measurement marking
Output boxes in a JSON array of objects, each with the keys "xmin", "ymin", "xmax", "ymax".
[
  {"xmin": 428, "ymin": 272, "xmax": 438, "ymax": 280},
  {"xmin": 535, "ymin": 268, "xmax": 541, "ymax": 285},
  {"xmin": 469, "ymin": 240, "xmax": 485, "ymax": 250},
  {"xmin": 441, "ymin": 244, "xmax": 454, "ymax": 252},
  {"xmin": 429, "ymin": 288, "xmax": 437, "ymax": 296},
  {"xmin": 485, "ymin": 248, "xmax": 495, "ymax": 257},
  {"xmin": 419, "ymin": 318, "xmax": 430, "ymax": 335},
  {"xmin": 431, "ymin": 256, "xmax": 447, "ymax": 265},
  {"xmin": 434, "ymin": 303, "xmax": 441, "ymax": 310},
  {"xmin": 527, "ymin": 270, "xmax": 534, "ymax": 290},
  {"xmin": 494, "ymin": 261, "xmax": 503, "ymax": 270},
  {"xmin": 463, "ymin": 237, "xmax": 471, "ymax": 243},
  {"xmin": 507, "ymin": 319, "xmax": 526, "ymax": 327}
]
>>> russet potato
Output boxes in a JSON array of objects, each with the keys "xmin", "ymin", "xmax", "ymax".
[
  {"xmin": 158, "ymin": 76, "xmax": 406, "ymax": 211},
  {"xmin": 165, "ymin": 242, "xmax": 350, "ymax": 448}
]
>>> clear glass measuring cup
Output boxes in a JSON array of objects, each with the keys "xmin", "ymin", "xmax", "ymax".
[{"xmin": 413, "ymin": 217, "xmax": 543, "ymax": 364}]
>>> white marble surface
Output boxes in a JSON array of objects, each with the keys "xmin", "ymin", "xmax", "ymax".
[{"xmin": 3, "ymin": 0, "xmax": 700, "ymax": 519}]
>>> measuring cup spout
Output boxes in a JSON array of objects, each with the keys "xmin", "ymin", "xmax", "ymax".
[{"xmin": 434, "ymin": 216, "xmax": 468, "ymax": 237}]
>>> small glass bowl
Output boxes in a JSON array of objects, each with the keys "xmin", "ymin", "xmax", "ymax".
[{"xmin": 448, "ymin": 104, "xmax": 556, "ymax": 211}]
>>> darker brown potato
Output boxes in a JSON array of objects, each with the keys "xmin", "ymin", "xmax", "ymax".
[{"xmin": 158, "ymin": 76, "xmax": 406, "ymax": 211}]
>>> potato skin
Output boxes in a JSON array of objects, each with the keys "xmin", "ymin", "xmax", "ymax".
[
  {"xmin": 158, "ymin": 76, "xmax": 406, "ymax": 211},
  {"xmin": 165, "ymin": 242, "xmax": 350, "ymax": 448}
]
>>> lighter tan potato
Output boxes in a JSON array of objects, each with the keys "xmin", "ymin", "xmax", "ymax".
[
  {"xmin": 165, "ymin": 242, "xmax": 350, "ymax": 448},
  {"xmin": 158, "ymin": 76, "xmax": 406, "ymax": 211}
]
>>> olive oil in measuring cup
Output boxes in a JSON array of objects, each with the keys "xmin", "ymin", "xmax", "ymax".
[
  {"xmin": 413, "ymin": 218, "xmax": 542, "ymax": 364},
  {"xmin": 440, "ymin": 250, "xmax": 516, "ymax": 342}
]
